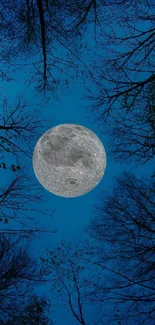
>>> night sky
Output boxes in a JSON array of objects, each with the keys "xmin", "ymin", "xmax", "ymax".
[
  {"xmin": 2, "ymin": 67, "xmax": 153, "ymax": 325},
  {"xmin": 1, "ymin": 48, "xmax": 153, "ymax": 247},
  {"xmin": 1, "ymin": 1, "xmax": 154, "ymax": 324}
]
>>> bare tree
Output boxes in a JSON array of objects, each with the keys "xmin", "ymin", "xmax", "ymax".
[
  {"xmin": 0, "ymin": 167, "xmax": 52, "ymax": 226},
  {"xmin": 87, "ymin": 0, "xmax": 155, "ymax": 117},
  {"xmin": 1, "ymin": 1, "xmax": 154, "ymax": 94},
  {"xmin": 0, "ymin": 97, "xmax": 44, "ymax": 159},
  {"xmin": 100, "ymin": 79, "xmax": 155, "ymax": 163},
  {"xmin": 86, "ymin": 172, "xmax": 155, "ymax": 324},
  {"xmin": 0, "ymin": 96, "xmax": 55, "ymax": 234},
  {"xmin": 0, "ymin": 234, "xmax": 45, "ymax": 323},
  {"xmin": 0, "ymin": 0, "xmax": 97, "ymax": 92},
  {"xmin": 1, "ymin": 0, "xmax": 132, "ymax": 93},
  {"xmin": 4, "ymin": 295, "xmax": 54, "ymax": 325},
  {"xmin": 79, "ymin": 0, "xmax": 155, "ymax": 168},
  {"xmin": 41, "ymin": 240, "xmax": 105, "ymax": 325}
]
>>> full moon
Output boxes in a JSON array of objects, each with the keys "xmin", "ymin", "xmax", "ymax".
[{"xmin": 32, "ymin": 124, "xmax": 106, "ymax": 197}]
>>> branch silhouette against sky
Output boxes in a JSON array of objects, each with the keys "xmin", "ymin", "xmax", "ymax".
[{"xmin": 0, "ymin": 0, "xmax": 154, "ymax": 324}]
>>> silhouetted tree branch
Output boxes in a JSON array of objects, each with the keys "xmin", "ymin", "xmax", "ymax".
[
  {"xmin": 0, "ymin": 169, "xmax": 39, "ymax": 223},
  {"xmin": 86, "ymin": 172, "xmax": 155, "ymax": 324},
  {"xmin": 101, "ymin": 79, "xmax": 155, "ymax": 163},
  {"xmin": 0, "ymin": 97, "xmax": 44, "ymax": 158},
  {"xmin": 86, "ymin": 0, "xmax": 154, "ymax": 121},
  {"xmin": 41, "ymin": 241, "xmax": 104, "ymax": 324},
  {"xmin": 0, "ymin": 234, "xmax": 44, "ymax": 322},
  {"xmin": 1, "ymin": 0, "xmax": 134, "ymax": 92},
  {"xmin": 4, "ymin": 295, "xmax": 54, "ymax": 325}
]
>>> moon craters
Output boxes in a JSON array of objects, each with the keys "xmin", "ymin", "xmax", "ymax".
[
  {"xmin": 40, "ymin": 133, "xmax": 93, "ymax": 168},
  {"xmin": 33, "ymin": 124, "xmax": 106, "ymax": 197}
]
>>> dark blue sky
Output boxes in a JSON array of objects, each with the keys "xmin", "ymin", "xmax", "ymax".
[
  {"xmin": 2, "ymin": 71, "xmax": 153, "ymax": 249},
  {"xmin": 1, "ymin": 73, "xmax": 121, "ymax": 242},
  {"xmin": 1, "ymin": 13, "xmax": 154, "ymax": 323},
  {"xmin": 2, "ymin": 62, "xmax": 153, "ymax": 245},
  {"xmin": 1, "ymin": 71, "xmax": 125, "ymax": 324}
]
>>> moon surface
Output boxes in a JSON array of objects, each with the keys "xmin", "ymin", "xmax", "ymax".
[{"xmin": 32, "ymin": 124, "xmax": 106, "ymax": 197}]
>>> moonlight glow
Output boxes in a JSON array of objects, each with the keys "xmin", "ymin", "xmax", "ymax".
[{"xmin": 32, "ymin": 124, "xmax": 106, "ymax": 197}]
